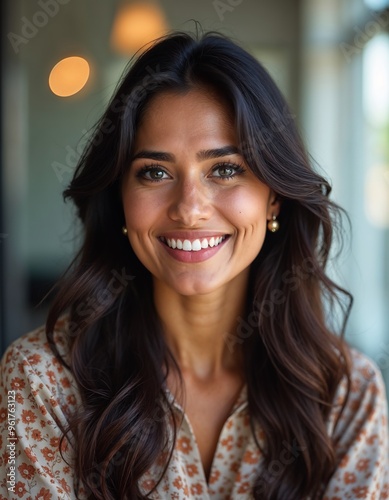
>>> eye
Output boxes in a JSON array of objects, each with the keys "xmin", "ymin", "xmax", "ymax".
[
  {"xmin": 211, "ymin": 162, "xmax": 245, "ymax": 179},
  {"xmin": 136, "ymin": 165, "xmax": 170, "ymax": 182}
]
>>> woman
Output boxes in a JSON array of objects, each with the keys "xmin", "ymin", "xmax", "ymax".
[{"xmin": 0, "ymin": 32, "xmax": 388, "ymax": 500}]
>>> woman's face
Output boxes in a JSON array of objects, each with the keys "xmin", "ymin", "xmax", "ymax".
[{"xmin": 122, "ymin": 88, "xmax": 279, "ymax": 296}]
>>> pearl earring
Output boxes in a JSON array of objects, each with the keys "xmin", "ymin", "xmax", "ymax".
[
  {"xmin": 122, "ymin": 226, "xmax": 128, "ymax": 235},
  {"xmin": 267, "ymin": 215, "xmax": 279, "ymax": 232}
]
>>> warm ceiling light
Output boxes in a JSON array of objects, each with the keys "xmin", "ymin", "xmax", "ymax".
[
  {"xmin": 111, "ymin": 2, "xmax": 168, "ymax": 55},
  {"xmin": 49, "ymin": 56, "xmax": 90, "ymax": 97}
]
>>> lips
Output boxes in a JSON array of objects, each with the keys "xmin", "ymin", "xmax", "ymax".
[
  {"xmin": 158, "ymin": 233, "xmax": 230, "ymax": 263},
  {"xmin": 159, "ymin": 235, "xmax": 226, "ymax": 252}
]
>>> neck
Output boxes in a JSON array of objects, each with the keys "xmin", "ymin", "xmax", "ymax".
[{"xmin": 154, "ymin": 271, "xmax": 249, "ymax": 382}]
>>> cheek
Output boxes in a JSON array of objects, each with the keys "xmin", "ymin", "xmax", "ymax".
[
  {"xmin": 122, "ymin": 192, "xmax": 154, "ymax": 265},
  {"xmin": 122, "ymin": 189, "xmax": 160, "ymax": 232},
  {"xmin": 220, "ymin": 186, "xmax": 269, "ymax": 227}
]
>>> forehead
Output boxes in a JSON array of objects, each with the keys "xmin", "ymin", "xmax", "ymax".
[{"xmin": 134, "ymin": 88, "xmax": 237, "ymax": 150}]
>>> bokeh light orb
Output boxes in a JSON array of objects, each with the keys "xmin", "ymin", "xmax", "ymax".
[{"xmin": 49, "ymin": 56, "xmax": 90, "ymax": 97}]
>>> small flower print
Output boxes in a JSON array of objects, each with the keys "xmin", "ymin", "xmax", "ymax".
[
  {"xmin": 221, "ymin": 435, "xmax": 233, "ymax": 451},
  {"xmin": 186, "ymin": 464, "xmax": 198, "ymax": 477},
  {"xmin": 24, "ymin": 446, "xmax": 38, "ymax": 463},
  {"xmin": 21, "ymin": 409, "xmax": 37, "ymax": 424},
  {"xmin": 344, "ymin": 472, "xmax": 356, "ymax": 484},
  {"xmin": 352, "ymin": 486, "xmax": 369, "ymax": 498},
  {"xmin": 50, "ymin": 437, "xmax": 60, "ymax": 448},
  {"xmin": 209, "ymin": 470, "xmax": 221, "ymax": 485},
  {"xmin": 18, "ymin": 463, "xmax": 35, "ymax": 480},
  {"xmin": 31, "ymin": 429, "xmax": 43, "ymax": 441},
  {"xmin": 172, "ymin": 476, "xmax": 183, "ymax": 490},
  {"xmin": 27, "ymin": 353, "xmax": 42, "ymax": 365},
  {"xmin": 0, "ymin": 408, "xmax": 6, "ymax": 423},
  {"xmin": 35, "ymin": 487, "xmax": 52, "ymax": 500},
  {"xmin": 243, "ymin": 450, "xmax": 258, "ymax": 464},
  {"xmin": 46, "ymin": 370, "xmax": 56, "ymax": 385},
  {"xmin": 15, "ymin": 482, "xmax": 27, "ymax": 498},
  {"xmin": 356, "ymin": 458, "xmax": 370, "ymax": 472},
  {"xmin": 176, "ymin": 436, "xmax": 192, "ymax": 455},
  {"xmin": 60, "ymin": 377, "xmax": 71, "ymax": 388},
  {"xmin": 238, "ymin": 481, "xmax": 251, "ymax": 494},
  {"xmin": 42, "ymin": 447, "xmax": 56, "ymax": 462},
  {"xmin": 10, "ymin": 377, "xmax": 26, "ymax": 390},
  {"xmin": 190, "ymin": 483, "xmax": 203, "ymax": 494}
]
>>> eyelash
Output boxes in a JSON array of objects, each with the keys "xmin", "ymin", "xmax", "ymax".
[
  {"xmin": 212, "ymin": 162, "xmax": 246, "ymax": 179},
  {"xmin": 136, "ymin": 164, "xmax": 170, "ymax": 182},
  {"xmin": 136, "ymin": 162, "xmax": 246, "ymax": 182}
]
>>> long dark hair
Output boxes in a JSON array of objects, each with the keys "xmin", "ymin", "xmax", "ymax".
[{"xmin": 46, "ymin": 31, "xmax": 352, "ymax": 499}]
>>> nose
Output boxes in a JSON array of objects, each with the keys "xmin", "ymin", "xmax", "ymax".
[{"xmin": 167, "ymin": 176, "xmax": 212, "ymax": 226}]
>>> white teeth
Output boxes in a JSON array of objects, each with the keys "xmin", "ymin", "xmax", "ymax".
[
  {"xmin": 163, "ymin": 236, "xmax": 226, "ymax": 251},
  {"xmin": 183, "ymin": 240, "xmax": 191, "ymax": 251},
  {"xmin": 192, "ymin": 239, "xmax": 202, "ymax": 251}
]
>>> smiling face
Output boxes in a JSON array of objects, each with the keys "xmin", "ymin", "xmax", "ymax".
[{"xmin": 122, "ymin": 88, "xmax": 279, "ymax": 296}]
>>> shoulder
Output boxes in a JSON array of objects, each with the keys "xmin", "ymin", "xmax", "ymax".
[
  {"xmin": 328, "ymin": 346, "xmax": 388, "ymax": 439},
  {"xmin": 1, "ymin": 317, "xmax": 71, "ymax": 379},
  {"xmin": 3, "ymin": 317, "xmax": 70, "ymax": 359},
  {"xmin": 323, "ymin": 348, "xmax": 389, "ymax": 499},
  {"xmin": 349, "ymin": 347, "xmax": 384, "ymax": 384},
  {"xmin": 0, "ymin": 318, "xmax": 81, "ymax": 416},
  {"xmin": 346, "ymin": 347, "xmax": 386, "ymax": 406}
]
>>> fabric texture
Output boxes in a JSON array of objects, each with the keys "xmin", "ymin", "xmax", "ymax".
[{"xmin": 0, "ymin": 320, "xmax": 388, "ymax": 500}]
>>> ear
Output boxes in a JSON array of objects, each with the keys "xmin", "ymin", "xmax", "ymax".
[{"xmin": 266, "ymin": 190, "xmax": 281, "ymax": 221}]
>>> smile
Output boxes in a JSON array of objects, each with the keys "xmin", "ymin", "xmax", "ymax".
[{"xmin": 160, "ymin": 236, "xmax": 227, "ymax": 252}]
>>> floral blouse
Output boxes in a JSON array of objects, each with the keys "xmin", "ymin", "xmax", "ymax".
[{"xmin": 0, "ymin": 320, "xmax": 388, "ymax": 500}]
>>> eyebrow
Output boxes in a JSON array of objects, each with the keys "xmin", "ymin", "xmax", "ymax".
[{"xmin": 131, "ymin": 145, "xmax": 241, "ymax": 162}]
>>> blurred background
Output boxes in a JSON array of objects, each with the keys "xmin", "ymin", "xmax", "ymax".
[{"xmin": 1, "ymin": 0, "xmax": 388, "ymax": 398}]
